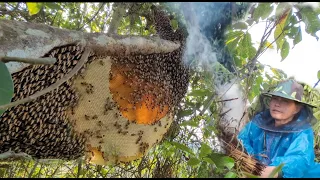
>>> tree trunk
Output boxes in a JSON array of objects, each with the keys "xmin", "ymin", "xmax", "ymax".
[{"xmin": 0, "ymin": 19, "xmax": 180, "ymax": 74}]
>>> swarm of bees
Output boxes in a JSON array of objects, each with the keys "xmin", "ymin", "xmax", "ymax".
[{"xmin": 0, "ymin": 5, "xmax": 190, "ymax": 165}]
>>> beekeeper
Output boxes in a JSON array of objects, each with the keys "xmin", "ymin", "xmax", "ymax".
[{"xmin": 238, "ymin": 79, "xmax": 320, "ymax": 178}]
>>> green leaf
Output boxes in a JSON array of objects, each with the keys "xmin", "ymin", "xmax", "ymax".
[
  {"xmin": 242, "ymin": 172, "xmax": 259, "ymax": 178},
  {"xmin": 199, "ymin": 143, "xmax": 212, "ymax": 158},
  {"xmin": 248, "ymin": 46, "xmax": 257, "ymax": 60},
  {"xmin": 280, "ymin": 40, "xmax": 290, "ymax": 61},
  {"xmin": 44, "ymin": 3, "xmax": 62, "ymax": 10},
  {"xmin": 300, "ymin": 7, "xmax": 320, "ymax": 40},
  {"xmin": 170, "ymin": 142, "xmax": 194, "ymax": 155},
  {"xmin": 26, "ymin": 2, "xmax": 44, "ymax": 16},
  {"xmin": 0, "ymin": 62, "xmax": 14, "ymax": 116},
  {"xmin": 197, "ymin": 162, "xmax": 209, "ymax": 178},
  {"xmin": 246, "ymin": 19, "xmax": 255, "ymax": 26},
  {"xmin": 220, "ymin": 157, "xmax": 234, "ymax": 170},
  {"xmin": 171, "ymin": 19, "xmax": 178, "ymax": 30},
  {"xmin": 202, "ymin": 157, "xmax": 215, "ymax": 164},
  {"xmin": 207, "ymin": 152, "xmax": 235, "ymax": 170},
  {"xmin": 225, "ymin": 31, "xmax": 244, "ymax": 54},
  {"xmin": 187, "ymin": 157, "xmax": 200, "ymax": 166},
  {"xmin": 263, "ymin": 41, "xmax": 274, "ymax": 49},
  {"xmin": 293, "ymin": 26, "xmax": 302, "ymax": 47},
  {"xmin": 239, "ymin": 32, "xmax": 253, "ymax": 59},
  {"xmin": 179, "ymin": 109, "xmax": 193, "ymax": 117},
  {"xmin": 317, "ymin": 70, "xmax": 320, "ymax": 80},
  {"xmin": 274, "ymin": 4, "xmax": 291, "ymax": 51},
  {"xmin": 233, "ymin": 56, "xmax": 244, "ymax": 67},
  {"xmin": 268, "ymin": 163, "xmax": 284, "ymax": 178},
  {"xmin": 225, "ymin": 171, "xmax": 237, "ymax": 178},
  {"xmin": 275, "ymin": 3, "xmax": 292, "ymax": 19},
  {"xmin": 251, "ymin": 78, "xmax": 261, "ymax": 100},
  {"xmin": 232, "ymin": 22, "xmax": 248, "ymax": 30},
  {"xmin": 180, "ymin": 120, "xmax": 199, "ymax": 127},
  {"xmin": 256, "ymin": 75, "xmax": 263, "ymax": 86},
  {"xmin": 253, "ymin": 3, "xmax": 273, "ymax": 21},
  {"xmin": 188, "ymin": 89, "xmax": 210, "ymax": 97},
  {"xmin": 225, "ymin": 31, "xmax": 244, "ymax": 43}
]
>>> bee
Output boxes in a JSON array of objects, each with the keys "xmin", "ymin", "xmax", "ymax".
[
  {"xmin": 136, "ymin": 136, "xmax": 142, "ymax": 144},
  {"xmin": 97, "ymin": 121, "xmax": 103, "ymax": 126},
  {"xmin": 85, "ymin": 115, "xmax": 90, "ymax": 120},
  {"xmin": 99, "ymin": 60, "xmax": 105, "ymax": 66}
]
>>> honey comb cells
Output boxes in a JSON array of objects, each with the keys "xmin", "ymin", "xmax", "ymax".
[{"xmin": 0, "ymin": 6, "xmax": 190, "ymax": 164}]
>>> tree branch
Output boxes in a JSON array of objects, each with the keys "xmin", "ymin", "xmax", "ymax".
[
  {"xmin": 50, "ymin": 12, "xmax": 58, "ymax": 26},
  {"xmin": 107, "ymin": 3, "xmax": 128, "ymax": 34},
  {"xmin": 28, "ymin": 160, "xmax": 39, "ymax": 178},
  {"xmin": 0, "ymin": 56, "xmax": 56, "ymax": 64},
  {"xmin": 78, "ymin": 3, "xmax": 105, "ymax": 30},
  {"xmin": 0, "ymin": 150, "xmax": 32, "ymax": 161},
  {"xmin": 0, "ymin": 47, "xmax": 90, "ymax": 111},
  {"xmin": 313, "ymin": 79, "xmax": 320, "ymax": 88}
]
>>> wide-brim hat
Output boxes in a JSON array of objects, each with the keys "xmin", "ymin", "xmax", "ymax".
[{"xmin": 262, "ymin": 79, "xmax": 317, "ymax": 108}]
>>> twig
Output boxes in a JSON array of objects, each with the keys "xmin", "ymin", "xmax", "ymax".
[
  {"xmin": 78, "ymin": 3, "xmax": 105, "ymax": 30},
  {"xmin": 219, "ymin": 108, "xmax": 232, "ymax": 117},
  {"xmin": 28, "ymin": 159, "xmax": 39, "ymax": 178},
  {"xmin": 0, "ymin": 47, "xmax": 90, "ymax": 111},
  {"xmin": 255, "ymin": 20, "xmax": 287, "ymax": 61},
  {"xmin": 0, "ymin": 56, "xmax": 56, "ymax": 64},
  {"xmin": 245, "ymin": 20, "xmax": 275, "ymax": 73},
  {"xmin": 214, "ymin": 97, "xmax": 239, "ymax": 103},
  {"xmin": 254, "ymin": 8, "xmax": 292, "ymax": 64},
  {"xmin": 0, "ymin": 150, "xmax": 32, "ymax": 160},
  {"xmin": 77, "ymin": 158, "xmax": 83, "ymax": 178},
  {"xmin": 199, "ymin": 93, "xmax": 217, "ymax": 116},
  {"xmin": 50, "ymin": 12, "xmax": 58, "ymax": 26},
  {"xmin": 313, "ymin": 79, "xmax": 320, "ymax": 88}
]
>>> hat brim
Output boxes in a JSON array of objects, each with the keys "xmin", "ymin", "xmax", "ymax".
[{"xmin": 262, "ymin": 92, "xmax": 317, "ymax": 108}]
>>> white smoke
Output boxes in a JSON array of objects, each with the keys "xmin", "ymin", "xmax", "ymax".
[
  {"xmin": 217, "ymin": 81, "xmax": 247, "ymax": 131},
  {"xmin": 177, "ymin": 2, "xmax": 247, "ymax": 130}
]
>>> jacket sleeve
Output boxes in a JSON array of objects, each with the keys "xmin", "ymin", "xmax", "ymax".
[
  {"xmin": 270, "ymin": 128, "xmax": 315, "ymax": 178},
  {"xmin": 237, "ymin": 121, "xmax": 258, "ymax": 155}
]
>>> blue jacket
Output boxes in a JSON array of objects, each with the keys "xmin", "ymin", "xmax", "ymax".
[{"xmin": 238, "ymin": 108, "xmax": 320, "ymax": 178}]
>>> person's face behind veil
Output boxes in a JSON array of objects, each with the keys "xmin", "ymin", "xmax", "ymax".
[{"xmin": 269, "ymin": 96, "xmax": 302, "ymax": 126}]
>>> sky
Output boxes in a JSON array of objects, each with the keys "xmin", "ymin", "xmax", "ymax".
[{"xmin": 248, "ymin": 10, "xmax": 320, "ymax": 88}]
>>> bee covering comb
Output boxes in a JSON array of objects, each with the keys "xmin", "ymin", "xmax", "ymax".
[{"xmin": 0, "ymin": 6, "xmax": 190, "ymax": 166}]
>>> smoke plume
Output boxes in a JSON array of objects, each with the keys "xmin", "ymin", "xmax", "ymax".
[{"xmin": 168, "ymin": 2, "xmax": 248, "ymax": 130}]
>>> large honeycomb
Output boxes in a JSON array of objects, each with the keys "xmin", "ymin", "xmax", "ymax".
[{"xmin": 0, "ymin": 6, "xmax": 190, "ymax": 164}]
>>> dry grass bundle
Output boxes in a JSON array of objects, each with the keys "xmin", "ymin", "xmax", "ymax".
[{"xmin": 216, "ymin": 122, "xmax": 265, "ymax": 176}]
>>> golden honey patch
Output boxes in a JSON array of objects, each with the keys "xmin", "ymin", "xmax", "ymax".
[{"xmin": 109, "ymin": 64, "xmax": 169, "ymax": 125}]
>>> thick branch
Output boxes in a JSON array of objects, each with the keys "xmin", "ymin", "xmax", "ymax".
[
  {"xmin": 0, "ymin": 19, "xmax": 180, "ymax": 74},
  {"xmin": 0, "ymin": 47, "xmax": 90, "ymax": 111},
  {"xmin": 0, "ymin": 56, "xmax": 56, "ymax": 64}
]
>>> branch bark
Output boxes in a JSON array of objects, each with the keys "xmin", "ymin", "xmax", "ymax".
[
  {"xmin": 0, "ymin": 19, "xmax": 180, "ymax": 74},
  {"xmin": 0, "ymin": 150, "xmax": 32, "ymax": 161},
  {"xmin": 0, "ymin": 56, "xmax": 56, "ymax": 64}
]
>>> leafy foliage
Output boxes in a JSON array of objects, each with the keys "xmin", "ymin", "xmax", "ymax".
[{"xmin": 0, "ymin": 62, "xmax": 14, "ymax": 116}]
